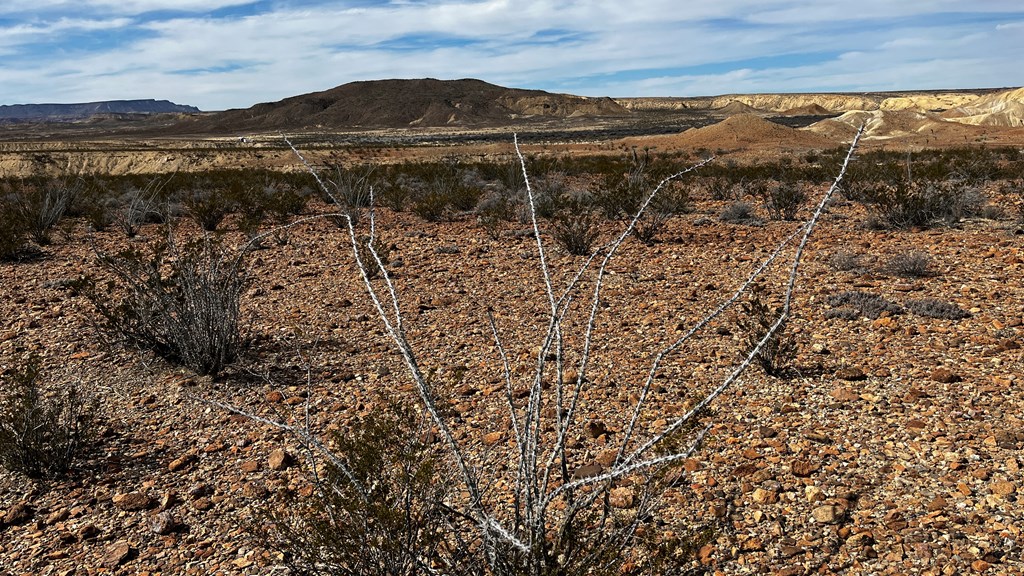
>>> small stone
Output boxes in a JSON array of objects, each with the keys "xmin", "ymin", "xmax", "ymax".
[
  {"xmin": 150, "ymin": 511, "xmax": 180, "ymax": 535},
  {"xmin": 830, "ymin": 387, "xmax": 860, "ymax": 402},
  {"xmin": 990, "ymin": 481, "xmax": 1016, "ymax": 496},
  {"xmin": 192, "ymin": 497, "xmax": 213, "ymax": 511},
  {"xmin": 284, "ymin": 395, "xmax": 305, "ymax": 405},
  {"xmin": 3, "ymin": 502, "xmax": 34, "ymax": 526},
  {"xmin": 168, "ymin": 453, "xmax": 196, "ymax": 472},
  {"xmin": 930, "ymin": 367, "xmax": 960, "ymax": 383},
  {"xmin": 812, "ymin": 504, "xmax": 843, "ymax": 524},
  {"xmin": 571, "ymin": 463, "xmax": 603, "ymax": 480},
  {"xmin": 972, "ymin": 560, "xmax": 992, "ymax": 572},
  {"xmin": 805, "ymin": 486, "xmax": 825, "ymax": 502},
  {"xmin": 159, "ymin": 491, "xmax": 176, "ymax": 510},
  {"xmin": 268, "ymin": 449, "xmax": 293, "ymax": 471},
  {"xmin": 239, "ymin": 460, "xmax": 260, "ymax": 473},
  {"xmin": 791, "ymin": 460, "xmax": 821, "ymax": 477},
  {"xmin": 102, "ymin": 541, "xmax": 134, "ymax": 568},
  {"xmin": 836, "ymin": 367, "xmax": 866, "ymax": 381},
  {"xmin": 927, "ymin": 496, "xmax": 947, "ymax": 511},
  {"xmin": 265, "ymin": 390, "xmax": 284, "ymax": 403},
  {"xmin": 847, "ymin": 532, "xmax": 874, "ymax": 547},
  {"xmin": 483, "ymin": 432, "xmax": 505, "ymax": 446},
  {"xmin": 752, "ymin": 488, "xmax": 778, "ymax": 504},
  {"xmin": 112, "ymin": 492, "xmax": 152, "ymax": 511},
  {"xmin": 609, "ymin": 487, "xmax": 636, "ymax": 509},
  {"xmin": 585, "ymin": 420, "xmax": 607, "ymax": 439},
  {"xmin": 77, "ymin": 523, "xmax": 100, "ymax": 540}
]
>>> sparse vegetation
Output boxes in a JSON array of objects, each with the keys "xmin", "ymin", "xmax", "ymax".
[
  {"xmin": 824, "ymin": 290, "xmax": 904, "ymax": 320},
  {"xmin": 82, "ymin": 231, "xmax": 249, "ymax": 376},
  {"xmin": 736, "ymin": 290, "xmax": 797, "ymax": 377},
  {"xmin": 884, "ymin": 250, "xmax": 933, "ymax": 278},
  {"xmin": 0, "ymin": 356, "xmax": 96, "ymax": 479},
  {"xmin": 904, "ymin": 297, "xmax": 971, "ymax": 320}
]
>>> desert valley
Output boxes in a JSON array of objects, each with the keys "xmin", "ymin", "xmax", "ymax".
[{"xmin": 0, "ymin": 78, "xmax": 1022, "ymax": 575}]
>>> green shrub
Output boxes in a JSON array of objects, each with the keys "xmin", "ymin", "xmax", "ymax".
[
  {"xmin": 736, "ymin": 291, "xmax": 796, "ymax": 377},
  {"xmin": 260, "ymin": 403, "xmax": 478, "ymax": 576},
  {"xmin": 0, "ymin": 357, "xmax": 96, "ymax": 479},
  {"xmin": 83, "ymin": 232, "xmax": 249, "ymax": 376},
  {"xmin": 551, "ymin": 192, "xmax": 601, "ymax": 256},
  {"xmin": 11, "ymin": 177, "xmax": 81, "ymax": 244},
  {"xmin": 180, "ymin": 186, "xmax": 235, "ymax": 232},
  {"xmin": 0, "ymin": 197, "xmax": 30, "ymax": 260},
  {"xmin": 759, "ymin": 181, "xmax": 807, "ymax": 221}
]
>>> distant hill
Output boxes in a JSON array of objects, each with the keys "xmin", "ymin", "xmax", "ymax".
[
  {"xmin": 0, "ymin": 99, "xmax": 200, "ymax": 122},
  {"xmin": 174, "ymin": 78, "xmax": 630, "ymax": 133}
]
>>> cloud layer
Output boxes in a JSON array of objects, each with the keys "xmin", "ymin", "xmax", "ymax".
[{"xmin": 2, "ymin": 1, "xmax": 1022, "ymax": 110}]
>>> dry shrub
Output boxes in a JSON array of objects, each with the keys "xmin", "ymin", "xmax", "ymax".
[
  {"xmin": 0, "ymin": 357, "xmax": 96, "ymax": 479},
  {"xmin": 83, "ymin": 231, "xmax": 249, "ymax": 376}
]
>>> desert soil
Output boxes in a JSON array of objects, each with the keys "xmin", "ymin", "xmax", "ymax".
[{"xmin": 0, "ymin": 160, "xmax": 1022, "ymax": 576}]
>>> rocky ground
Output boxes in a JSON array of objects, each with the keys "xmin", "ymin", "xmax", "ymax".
[{"xmin": 0, "ymin": 169, "xmax": 1022, "ymax": 575}]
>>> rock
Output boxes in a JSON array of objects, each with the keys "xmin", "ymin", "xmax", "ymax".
[
  {"xmin": 990, "ymin": 481, "xmax": 1016, "ymax": 496},
  {"xmin": 239, "ymin": 460, "xmax": 260, "ymax": 473},
  {"xmin": 930, "ymin": 368, "xmax": 961, "ymax": 383},
  {"xmin": 265, "ymin": 390, "xmax": 284, "ymax": 402},
  {"xmin": 192, "ymin": 497, "xmax": 213, "ymax": 511},
  {"xmin": 150, "ymin": 511, "xmax": 181, "ymax": 535},
  {"xmin": 752, "ymin": 488, "xmax": 778, "ymax": 504},
  {"xmin": 830, "ymin": 387, "xmax": 861, "ymax": 402},
  {"xmin": 483, "ymin": 431, "xmax": 505, "ymax": 446},
  {"xmin": 811, "ymin": 504, "xmax": 843, "ymax": 524},
  {"xmin": 791, "ymin": 460, "xmax": 821, "ymax": 477},
  {"xmin": 3, "ymin": 502, "xmax": 34, "ymax": 526},
  {"xmin": 112, "ymin": 492, "xmax": 152, "ymax": 511},
  {"xmin": 609, "ymin": 487, "xmax": 636, "ymax": 509},
  {"xmin": 102, "ymin": 541, "xmax": 134, "ymax": 568},
  {"xmin": 927, "ymin": 496, "xmax": 947, "ymax": 511},
  {"xmin": 268, "ymin": 449, "xmax": 293, "ymax": 470},
  {"xmin": 585, "ymin": 420, "xmax": 607, "ymax": 438},
  {"xmin": 77, "ymin": 523, "xmax": 100, "ymax": 540},
  {"xmin": 168, "ymin": 453, "xmax": 197, "ymax": 472},
  {"xmin": 972, "ymin": 560, "xmax": 992, "ymax": 572},
  {"xmin": 846, "ymin": 531, "xmax": 874, "ymax": 548},
  {"xmin": 571, "ymin": 463, "xmax": 603, "ymax": 480},
  {"xmin": 836, "ymin": 367, "xmax": 867, "ymax": 381}
]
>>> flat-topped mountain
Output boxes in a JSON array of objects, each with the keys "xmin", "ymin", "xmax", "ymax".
[
  {"xmin": 0, "ymin": 99, "xmax": 199, "ymax": 122},
  {"xmin": 175, "ymin": 78, "xmax": 630, "ymax": 133}
]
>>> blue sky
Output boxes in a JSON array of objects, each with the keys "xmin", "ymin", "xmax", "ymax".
[{"xmin": 1, "ymin": 1, "xmax": 1022, "ymax": 111}]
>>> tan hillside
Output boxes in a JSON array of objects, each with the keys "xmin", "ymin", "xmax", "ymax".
[
  {"xmin": 806, "ymin": 109, "xmax": 997, "ymax": 142},
  {"xmin": 716, "ymin": 100, "xmax": 764, "ymax": 115},
  {"xmin": 942, "ymin": 87, "xmax": 1024, "ymax": 127},
  {"xmin": 632, "ymin": 114, "xmax": 837, "ymax": 151},
  {"xmin": 708, "ymin": 93, "xmax": 878, "ymax": 112},
  {"xmin": 780, "ymin": 103, "xmax": 832, "ymax": 116},
  {"xmin": 879, "ymin": 93, "xmax": 980, "ymax": 111}
]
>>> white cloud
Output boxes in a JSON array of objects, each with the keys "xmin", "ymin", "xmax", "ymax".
[{"xmin": 0, "ymin": 1, "xmax": 1022, "ymax": 109}]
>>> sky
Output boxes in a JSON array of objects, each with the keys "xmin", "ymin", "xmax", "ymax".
[{"xmin": 1, "ymin": 1, "xmax": 1022, "ymax": 111}]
